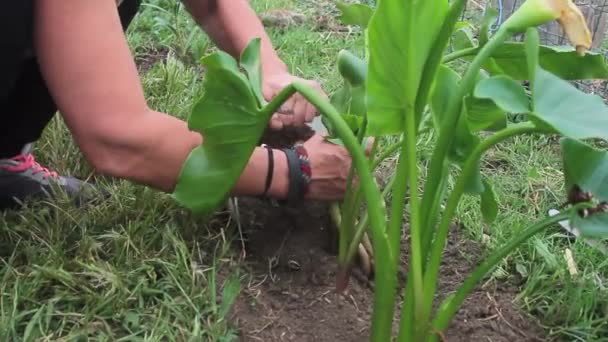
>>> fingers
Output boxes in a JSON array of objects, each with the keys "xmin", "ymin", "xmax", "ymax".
[
  {"xmin": 269, "ymin": 114, "xmax": 284, "ymax": 130},
  {"xmin": 267, "ymin": 79, "xmax": 325, "ymax": 129},
  {"xmin": 293, "ymin": 97, "xmax": 308, "ymax": 126}
]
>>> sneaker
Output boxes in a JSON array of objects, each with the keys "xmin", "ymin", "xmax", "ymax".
[{"xmin": 0, "ymin": 144, "xmax": 96, "ymax": 209}]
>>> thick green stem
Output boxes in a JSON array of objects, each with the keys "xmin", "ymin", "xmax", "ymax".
[
  {"xmin": 441, "ymin": 47, "xmax": 479, "ymax": 64},
  {"xmin": 291, "ymin": 82, "xmax": 395, "ymax": 341},
  {"xmin": 429, "ymin": 209, "xmax": 583, "ymax": 339},
  {"xmin": 420, "ymin": 123, "xmax": 539, "ymax": 329},
  {"xmin": 404, "ymin": 111, "xmax": 424, "ymax": 318},
  {"xmin": 398, "ymin": 264, "xmax": 416, "ymax": 341},
  {"xmin": 419, "ymin": 26, "xmax": 513, "ymax": 262},
  {"xmin": 338, "ymin": 119, "xmax": 368, "ymax": 265}
]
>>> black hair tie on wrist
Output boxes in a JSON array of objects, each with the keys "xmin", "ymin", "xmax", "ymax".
[{"xmin": 261, "ymin": 144, "xmax": 274, "ymax": 198}]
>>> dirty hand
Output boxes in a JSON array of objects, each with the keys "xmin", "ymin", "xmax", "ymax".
[
  {"xmin": 262, "ymin": 72, "xmax": 327, "ymax": 130},
  {"xmin": 302, "ymin": 134, "xmax": 353, "ymax": 201}
]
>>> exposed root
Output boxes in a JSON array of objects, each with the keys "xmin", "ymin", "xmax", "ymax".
[{"xmin": 357, "ymin": 243, "xmax": 372, "ymax": 277}]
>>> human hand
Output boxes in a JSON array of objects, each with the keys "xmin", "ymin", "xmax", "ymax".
[
  {"xmin": 262, "ymin": 72, "xmax": 327, "ymax": 130},
  {"xmin": 301, "ymin": 134, "xmax": 353, "ymax": 201}
]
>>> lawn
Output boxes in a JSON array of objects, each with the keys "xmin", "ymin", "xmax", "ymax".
[{"xmin": 1, "ymin": 0, "xmax": 607, "ymax": 341}]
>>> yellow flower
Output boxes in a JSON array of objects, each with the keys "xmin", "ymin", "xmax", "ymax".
[{"xmin": 503, "ymin": 0, "xmax": 592, "ymax": 55}]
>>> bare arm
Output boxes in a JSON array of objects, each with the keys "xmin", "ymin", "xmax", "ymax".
[
  {"xmin": 183, "ymin": 0, "xmax": 325, "ymax": 129},
  {"xmin": 183, "ymin": 0, "xmax": 288, "ymax": 75},
  {"xmin": 33, "ymin": 0, "xmax": 288, "ymax": 197}
]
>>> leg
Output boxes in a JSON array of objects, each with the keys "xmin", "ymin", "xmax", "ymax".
[{"xmin": 0, "ymin": 0, "xmax": 142, "ymax": 208}]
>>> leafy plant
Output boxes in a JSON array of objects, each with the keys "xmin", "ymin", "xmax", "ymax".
[{"xmin": 173, "ymin": 0, "xmax": 608, "ymax": 340}]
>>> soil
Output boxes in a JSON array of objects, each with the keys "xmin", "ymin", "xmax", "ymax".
[
  {"xmin": 134, "ymin": 47, "xmax": 170, "ymax": 74},
  {"xmin": 228, "ymin": 129, "xmax": 547, "ymax": 341}
]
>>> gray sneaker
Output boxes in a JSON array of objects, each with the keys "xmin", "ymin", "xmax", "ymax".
[{"xmin": 0, "ymin": 144, "xmax": 96, "ymax": 209}]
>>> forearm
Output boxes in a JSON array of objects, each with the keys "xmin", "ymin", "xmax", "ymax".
[
  {"xmin": 184, "ymin": 0, "xmax": 287, "ymax": 75},
  {"xmin": 93, "ymin": 110, "xmax": 288, "ymax": 198}
]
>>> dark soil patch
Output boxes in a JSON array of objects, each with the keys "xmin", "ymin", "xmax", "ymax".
[
  {"xmin": 134, "ymin": 47, "xmax": 170, "ymax": 74},
  {"xmin": 227, "ymin": 129, "xmax": 546, "ymax": 341}
]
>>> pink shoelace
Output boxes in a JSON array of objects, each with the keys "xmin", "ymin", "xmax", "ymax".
[{"xmin": 2, "ymin": 154, "xmax": 59, "ymax": 180}]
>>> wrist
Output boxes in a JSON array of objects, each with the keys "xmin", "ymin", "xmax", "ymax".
[
  {"xmin": 262, "ymin": 58, "xmax": 288, "ymax": 77},
  {"xmin": 268, "ymin": 148, "xmax": 289, "ymax": 199}
]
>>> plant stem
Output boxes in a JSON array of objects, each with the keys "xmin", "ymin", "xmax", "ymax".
[
  {"xmin": 398, "ymin": 265, "xmax": 416, "ymax": 341},
  {"xmin": 441, "ymin": 47, "xmax": 479, "ymax": 64},
  {"xmin": 421, "ymin": 176, "xmax": 448, "ymax": 255},
  {"xmin": 345, "ymin": 172, "xmax": 397, "ymax": 265},
  {"xmin": 429, "ymin": 209, "xmax": 582, "ymax": 339},
  {"xmin": 372, "ymin": 138, "xmax": 403, "ymax": 170},
  {"xmin": 404, "ymin": 110, "xmax": 425, "ymax": 316},
  {"xmin": 388, "ymin": 138, "xmax": 410, "ymax": 258},
  {"xmin": 419, "ymin": 26, "xmax": 513, "ymax": 263},
  {"xmin": 420, "ymin": 123, "xmax": 539, "ymax": 329},
  {"xmin": 339, "ymin": 119, "xmax": 368, "ymax": 265},
  {"xmin": 291, "ymin": 82, "xmax": 396, "ymax": 341}
]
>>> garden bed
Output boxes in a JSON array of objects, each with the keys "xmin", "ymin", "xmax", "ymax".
[
  {"xmin": 230, "ymin": 196, "xmax": 545, "ymax": 342},
  {"xmin": 227, "ymin": 129, "xmax": 545, "ymax": 342}
]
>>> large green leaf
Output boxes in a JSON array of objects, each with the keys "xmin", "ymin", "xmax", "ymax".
[
  {"xmin": 366, "ymin": 0, "xmax": 449, "ymax": 135},
  {"xmin": 532, "ymin": 67, "xmax": 608, "ymax": 141},
  {"xmin": 173, "ymin": 44, "xmax": 268, "ymax": 214},
  {"xmin": 474, "ymin": 75, "xmax": 531, "ymax": 114},
  {"xmin": 561, "ymin": 138, "xmax": 608, "ymax": 237},
  {"xmin": 240, "ymin": 38, "xmax": 265, "ymax": 106},
  {"xmin": 483, "ymin": 43, "xmax": 608, "ymax": 80},
  {"xmin": 520, "ymin": 28, "xmax": 608, "ymax": 142},
  {"xmin": 336, "ymin": 2, "xmax": 373, "ymax": 29}
]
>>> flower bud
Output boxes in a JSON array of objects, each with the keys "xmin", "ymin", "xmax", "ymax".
[{"xmin": 502, "ymin": 0, "xmax": 592, "ymax": 55}]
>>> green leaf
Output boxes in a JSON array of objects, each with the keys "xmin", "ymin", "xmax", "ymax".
[
  {"xmin": 367, "ymin": 0, "xmax": 449, "ymax": 135},
  {"xmin": 431, "ymin": 66, "xmax": 461, "ymax": 129},
  {"xmin": 561, "ymin": 138, "xmax": 608, "ymax": 237},
  {"xmin": 452, "ymin": 25, "xmax": 476, "ymax": 51},
  {"xmin": 330, "ymin": 50, "xmax": 368, "ymax": 122},
  {"xmin": 572, "ymin": 213, "xmax": 608, "ymax": 237},
  {"xmin": 480, "ymin": 8, "xmax": 499, "ymax": 46},
  {"xmin": 454, "ymin": 115, "xmax": 484, "ymax": 194},
  {"xmin": 480, "ymin": 179, "xmax": 499, "ymax": 224},
  {"xmin": 336, "ymin": 2, "xmax": 374, "ymax": 29},
  {"xmin": 561, "ymin": 138, "xmax": 608, "ymax": 202},
  {"xmin": 474, "ymin": 75, "xmax": 531, "ymax": 114},
  {"xmin": 321, "ymin": 113, "xmax": 364, "ymax": 140},
  {"xmin": 532, "ymin": 67, "xmax": 608, "ymax": 141},
  {"xmin": 173, "ymin": 48, "xmax": 267, "ymax": 214},
  {"xmin": 431, "ymin": 65, "xmax": 483, "ymax": 193},
  {"xmin": 240, "ymin": 38, "xmax": 265, "ymax": 106},
  {"xmin": 465, "ymin": 97, "xmax": 507, "ymax": 132},
  {"xmin": 483, "ymin": 43, "xmax": 608, "ymax": 80},
  {"xmin": 338, "ymin": 49, "xmax": 367, "ymax": 87},
  {"xmin": 219, "ymin": 272, "xmax": 241, "ymax": 319},
  {"xmin": 434, "ymin": 66, "xmax": 506, "ymax": 132}
]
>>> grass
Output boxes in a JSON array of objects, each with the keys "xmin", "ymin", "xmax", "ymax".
[{"xmin": 1, "ymin": 0, "xmax": 607, "ymax": 340}]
